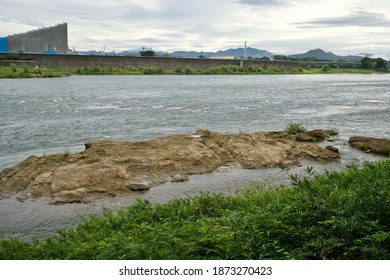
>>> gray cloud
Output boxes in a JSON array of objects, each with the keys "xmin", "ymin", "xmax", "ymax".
[
  {"xmin": 1, "ymin": 0, "xmax": 390, "ymax": 58},
  {"xmin": 298, "ymin": 11, "xmax": 390, "ymax": 28},
  {"xmin": 238, "ymin": 0, "xmax": 282, "ymax": 6}
]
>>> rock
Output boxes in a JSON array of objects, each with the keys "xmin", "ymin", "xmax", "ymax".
[
  {"xmin": 295, "ymin": 133, "xmax": 316, "ymax": 142},
  {"xmin": 124, "ymin": 180, "xmax": 152, "ymax": 191},
  {"xmin": 295, "ymin": 129, "xmax": 337, "ymax": 142},
  {"xmin": 0, "ymin": 129, "xmax": 341, "ymax": 203},
  {"xmin": 326, "ymin": 146, "xmax": 339, "ymax": 154},
  {"xmin": 349, "ymin": 136, "xmax": 390, "ymax": 155},
  {"xmin": 171, "ymin": 174, "xmax": 190, "ymax": 183},
  {"xmin": 84, "ymin": 142, "xmax": 93, "ymax": 150},
  {"xmin": 50, "ymin": 188, "xmax": 86, "ymax": 204}
]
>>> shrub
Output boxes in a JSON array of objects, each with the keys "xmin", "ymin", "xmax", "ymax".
[
  {"xmin": 174, "ymin": 66, "xmax": 194, "ymax": 74},
  {"xmin": 19, "ymin": 65, "xmax": 32, "ymax": 78},
  {"xmin": 10, "ymin": 64, "xmax": 18, "ymax": 73},
  {"xmin": 139, "ymin": 66, "xmax": 163, "ymax": 74},
  {"xmin": 63, "ymin": 149, "xmax": 71, "ymax": 157},
  {"xmin": 286, "ymin": 123, "xmax": 308, "ymax": 134}
]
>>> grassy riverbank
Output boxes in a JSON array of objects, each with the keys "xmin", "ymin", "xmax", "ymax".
[
  {"xmin": 1, "ymin": 159, "xmax": 389, "ymax": 260},
  {"xmin": 0, "ymin": 64, "xmax": 386, "ymax": 78}
]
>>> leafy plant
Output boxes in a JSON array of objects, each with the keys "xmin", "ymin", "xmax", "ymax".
[
  {"xmin": 63, "ymin": 149, "xmax": 71, "ymax": 157},
  {"xmin": 286, "ymin": 123, "xmax": 308, "ymax": 134}
]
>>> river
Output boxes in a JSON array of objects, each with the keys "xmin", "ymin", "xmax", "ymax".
[{"xmin": 0, "ymin": 74, "xmax": 389, "ymax": 240}]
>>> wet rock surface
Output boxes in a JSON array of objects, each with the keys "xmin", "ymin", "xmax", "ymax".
[
  {"xmin": 349, "ymin": 136, "xmax": 390, "ymax": 155},
  {"xmin": 0, "ymin": 129, "xmax": 341, "ymax": 204}
]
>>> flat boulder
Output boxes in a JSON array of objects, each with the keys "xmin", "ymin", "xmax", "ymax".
[
  {"xmin": 349, "ymin": 136, "xmax": 390, "ymax": 155},
  {"xmin": 0, "ymin": 129, "xmax": 340, "ymax": 203}
]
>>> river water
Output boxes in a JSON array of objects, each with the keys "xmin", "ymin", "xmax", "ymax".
[{"xmin": 0, "ymin": 74, "xmax": 389, "ymax": 240}]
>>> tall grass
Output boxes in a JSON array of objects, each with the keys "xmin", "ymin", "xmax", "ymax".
[
  {"xmin": 1, "ymin": 160, "xmax": 389, "ymax": 260},
  {"xmin": 0, "ymin": 65, "xmax": 65, "ymax": 78},
  {"xmin": 1, "ymin": 65, "xmax": 298, "ymax": 78},
  {"xmin": 1, "ymin": 64, "xmax": 386, "ymax": 78}
]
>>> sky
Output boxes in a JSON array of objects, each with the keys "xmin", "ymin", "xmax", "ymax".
[{"xmin": 1, "ymin": 0, "xmax": 389, "ymax": 58}]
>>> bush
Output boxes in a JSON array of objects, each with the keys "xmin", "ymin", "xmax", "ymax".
[
  {"xmin": 139, "ymin": 66, "xmax": 163, "ymax": 74},
  {"xmin": 140, "ymin": 50, "xmax": 156, "ymax": 57},
  {"xmin": 175, "ymin": 66, "xmax": 194, "ymax": 74},
  {"xmin": 10, "ymin": 64, "xmax": 18, "ymax": 73},
  {"xmin": 286, "ymin": 123, "xmax": 308, "ymax": 134}
]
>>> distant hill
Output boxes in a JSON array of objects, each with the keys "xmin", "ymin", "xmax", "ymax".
[
  {"xmin": 79, "ymin": 47, "xmax": 272, "ymax": 59},
  {"xmin": 78, "ymin": 47, "xmax": 365, "ymax": 62},
  {"xmin": 289, "ymin": 48, "xmax": 363, "ymax": 62},
  {"xmin": 171, "ymin": 47, "xmax": 272, "ymax": 59},
  {"xmin": 169, "ymin": 50, "xmax": 214, "ymax": 58}
]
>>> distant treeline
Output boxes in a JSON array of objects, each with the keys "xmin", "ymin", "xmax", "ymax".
[{"xmin": 273, "ymin": 54, "xmax": 389, "ymax": 70}]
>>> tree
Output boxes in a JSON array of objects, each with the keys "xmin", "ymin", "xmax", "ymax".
[
  {"xmin": 374, "ymin": 58, "xmax": 387, "ymax": 69},
  {"xmin": 140, "ymin": 50, "xmax": 156, "ymax": 57},
  {"xmin": 360, "ymin": 57, "xmax": 373, "ymax": 69},
  {"xmin": 273, "ymin": 55, "xmax": 288, "ymax": 61}
]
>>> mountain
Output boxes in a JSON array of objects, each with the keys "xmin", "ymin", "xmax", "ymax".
[
  {"xmin": 79, "ymin": 47, "xmax": 272, "ymax": 59},
  {"xmin": 78, "ymin": 49, "xmax": 166, "ymax": 56},
  {"xmin": 289, "ymin": 48, "xmax": 363, "ymax": 62},
  {"xmin": 171, "ymin": 47, "xmax": 272, "ymax": 59},
  {"xmin": 78, "ymin": 47, "xmax": 365, "ymax": 62},
  {"xmin": 169, "ymin": 50, "xmax": 214, "ymax": 58}
]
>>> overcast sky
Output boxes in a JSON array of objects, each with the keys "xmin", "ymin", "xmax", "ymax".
[{"xmin": 1, "ymin": 0, "xmax": 389, "ymax": 57}]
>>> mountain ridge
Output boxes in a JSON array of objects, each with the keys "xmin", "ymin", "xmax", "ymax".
[
  {"xmin": 78, "ymin": 47, "xmax": 366, "ymax": 61},
  {"xmin": 288, "ymin": 48, "xmax": 363, "ymax": 62}
]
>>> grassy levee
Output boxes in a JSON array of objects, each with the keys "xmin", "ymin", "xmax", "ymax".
[
  {"xmin": 1, "ymin": 160, "xmax": 389, "ymax": 260},
  {"xmin": 1, "ymin": 64, "xmax": 387, "ymax": 78}
]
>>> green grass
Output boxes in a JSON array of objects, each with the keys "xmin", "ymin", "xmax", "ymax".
[
  {"xmin": 63, "ymin": 149, "xmax": 71, "ymax": 157},
  {"xmin": 1, "ymin": 160, "xmax": 389, "ymax": 260},
  {"xmin": 0, "ymin": 65, "xmax": 66, "ymax": 78},
  {"xmin": 1, "ymin": 64, "xmax": 387, "ymax": 78},
  {"xmin": 301, "ymin": 68, "xmax": 387, "ymax": 74}
]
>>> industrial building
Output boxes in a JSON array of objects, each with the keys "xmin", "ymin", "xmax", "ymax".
[{"xmin": 0, "ymin": 23, "xmax": 68, "ymax": 54}]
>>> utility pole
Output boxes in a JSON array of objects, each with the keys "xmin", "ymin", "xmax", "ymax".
[
  {"xmin": 240, "ymin": 41, "xmax": 248, "ymax": 69},
  {"xmin": 244, "ymin": 41, "xmax": 247, "ymax": 60}
]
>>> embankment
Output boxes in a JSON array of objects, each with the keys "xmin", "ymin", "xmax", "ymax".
[{"xmin": 0, "ymin": 53, "xmax": 300, "ymax": 70}]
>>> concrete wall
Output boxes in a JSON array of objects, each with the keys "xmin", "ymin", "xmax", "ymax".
[
  {"xmin": 0, "ymin": 53, "xmax": 300, "ymax": 70},
  {"xmin": 7, "ymin": 23, "xmax": 68, "ymax": 54}
]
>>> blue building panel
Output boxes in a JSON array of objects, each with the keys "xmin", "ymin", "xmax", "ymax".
[
  {"xmin": 43, "ymin": 50, "xmax": 57, "ymax": 55},
  {"xmin": 0, "ymin": 37, "xmax": 9, "ymax": 53}
]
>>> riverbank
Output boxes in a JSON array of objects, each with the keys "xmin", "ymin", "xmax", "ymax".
[
  {"xmin": 1, "ymin": 159, "xmax": 389, "ymax": 260},
  {"xmin": 0, "ymin": 64, "xmax": 387, "ymax": 78}
]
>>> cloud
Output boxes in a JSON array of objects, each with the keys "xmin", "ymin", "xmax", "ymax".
[
  {"xmin": 1, "ymin": 0, "xmax": 390, "ymax": 58},
  {"xmin": 298, "ymin": 10, "xmax": 390, "ymax": 28},
  {"xmin": 238, "ymin": 0, "xmax": 283, "ymax": 6}
]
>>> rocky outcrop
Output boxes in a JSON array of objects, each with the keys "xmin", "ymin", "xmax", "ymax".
[
  {"xmin": 295, "ymin": 129, "xmax": 338, "ymax": 142},
  {"xmin": 349, "ymin": 136, "xmax": 390, "ymax": 155},
  {"xmin": 0, "ymin": 129, "xmax": 340, "ymax": 204}
]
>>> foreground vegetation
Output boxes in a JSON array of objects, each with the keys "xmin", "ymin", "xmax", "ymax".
[
  {"xmin": 1, "ymin": 159, "xmax": 389, "ymax": 260},
  {"xmin": 0, "ymin": 64, "xmax": 387, "ymax": 78}
]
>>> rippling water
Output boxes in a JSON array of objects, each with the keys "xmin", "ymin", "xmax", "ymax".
[
  {"xmin": 1, "ymin": 74, "xmax": 389, "ymax": 171},
  {"xmin": 0, "ymin": 74, "xmax": 389, "ymax": 239}
]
